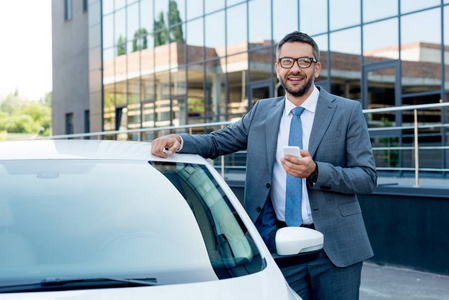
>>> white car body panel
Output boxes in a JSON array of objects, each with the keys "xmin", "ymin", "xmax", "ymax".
[{"xmin": 0, "ymin": 140, "xmax": 301, "ymax": 300}]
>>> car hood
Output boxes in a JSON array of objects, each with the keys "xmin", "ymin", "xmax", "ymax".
[{"xmin": 0, "ymin": 265, "xmax": 299, "ymax": 300}]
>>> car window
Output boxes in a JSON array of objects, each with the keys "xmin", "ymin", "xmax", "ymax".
[
  {"xmin": 149, "ymin": 161, "xmax": 263, "ymax": 279},
  {"xmin": 0, "ymin": 159, "xmax": 262, "ymax": 288}
]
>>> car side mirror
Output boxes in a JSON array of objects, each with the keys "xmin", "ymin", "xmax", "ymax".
[
  {"xmin": 276, "ymin": 227, "xmax": 323, "ymax": 255},
  {"xmin": 272, "ymin": 227, "xmax": 324, "ymax": 268}
]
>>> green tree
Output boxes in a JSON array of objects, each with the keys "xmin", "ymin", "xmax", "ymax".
[
  {"xmin": 380, "ymin": 117, "xmax": 399, "ymax": 167},
  {"xmin": 117, "ymin": 35, "xmax": 127, "ymax": 56},
  {"xmin": 169, "ymin": 0, "xmax": 184, "ymax": 43},
  {"xmin": 0, "ymin": 92, "xmax": 52, "ymax": 137},
  {"xmin": 154, "ymin": 12, "xmax": 168, "ymax": 46},
  {"xmin": 132, "ymin": 28, "xmax": 148, "ymax": 52}
]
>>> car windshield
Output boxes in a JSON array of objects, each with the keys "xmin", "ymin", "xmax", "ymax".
[{"xmin": 0, "ymin": 159, "xmax": 263, "ymax": 288}]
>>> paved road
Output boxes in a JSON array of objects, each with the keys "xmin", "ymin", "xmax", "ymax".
[{"xmin": 360, "ymin": 262, "xmax": 449, "ymax": 299}]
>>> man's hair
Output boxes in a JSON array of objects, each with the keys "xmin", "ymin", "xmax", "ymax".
[{"xmin": 275, "ymin": 31, "xmax": 320, "ymax": 62}]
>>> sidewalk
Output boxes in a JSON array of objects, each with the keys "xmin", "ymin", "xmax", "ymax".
[{"xmin": 360, "ymin": 262, "xmax": 449, "ymax": 299}]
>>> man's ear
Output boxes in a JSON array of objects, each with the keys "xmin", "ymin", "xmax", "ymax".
[{"xmin": 314, "ymin": 62, "xmax": 321, "ymax": 78}]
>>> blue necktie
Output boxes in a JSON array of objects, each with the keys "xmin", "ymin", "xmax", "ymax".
[{"xmin": 285, "ymin": 106, "xmax": 305, "ymax": 227}]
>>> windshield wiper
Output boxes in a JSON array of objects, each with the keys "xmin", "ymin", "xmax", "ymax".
[{"xmin": 0, "ymin": 277, "xmax": 158, "ymax": 293}]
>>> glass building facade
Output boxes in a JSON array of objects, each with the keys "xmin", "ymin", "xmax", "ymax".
[{"xmin": 92, "ymin": 0, "xmax": 449, "ymax": 174}]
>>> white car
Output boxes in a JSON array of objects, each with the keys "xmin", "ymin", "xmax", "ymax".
[{"xmin": 0, "ymin": 140, "xmax": 323, "ymax": 299}]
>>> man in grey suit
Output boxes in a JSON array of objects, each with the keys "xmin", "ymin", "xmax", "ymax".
[{"xmin": 151, "ymin": 31, "xmax": 377, "ymax": 299}]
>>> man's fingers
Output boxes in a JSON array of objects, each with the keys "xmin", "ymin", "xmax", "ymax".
[
  {"xmin": 151, "ymin": 135, "xmax": 181, "ymax": 158},
  {"xmin": 167, "ymin": 142, "xmax": 181, "ymax": 155}
]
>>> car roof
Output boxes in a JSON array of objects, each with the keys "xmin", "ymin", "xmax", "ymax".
[{"xmin": 0, "ymin": 140, "xmax": 207, "ymax": 164}]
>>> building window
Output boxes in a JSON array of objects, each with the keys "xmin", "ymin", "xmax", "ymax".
[
  {"xmin": 64, "ymin": 0, "xmax": 73, "ymax": 20},
  {"xmin": 83, "ymin": 0, "xmax": 88, "ymax": 12},
  {"xmin": 65, "ymin": 113, "xmax": 74, "ymax": 135}
]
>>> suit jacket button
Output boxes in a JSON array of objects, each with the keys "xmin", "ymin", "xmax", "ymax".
[
  {"xmin": 266, "ymin": 183, "xmax": 271, "ymax": 188},
  {"xmin": 257, "ymin": 207, "xmax": 262, "ymax": 212}
]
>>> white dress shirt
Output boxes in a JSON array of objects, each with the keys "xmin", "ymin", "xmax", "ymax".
[{"xmin": 270, "ymin": 86, "xmax": 319, "ymax": 224}]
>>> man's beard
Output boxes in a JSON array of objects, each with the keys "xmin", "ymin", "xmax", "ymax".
[{"xmin": 279, "ymin": 71, "xmax": 315, "ymax": 98}]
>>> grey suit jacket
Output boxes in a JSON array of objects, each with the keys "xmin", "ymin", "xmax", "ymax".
[{"xmin": 180, "ymin": 86, "xmax": 377, "ymax": 267}]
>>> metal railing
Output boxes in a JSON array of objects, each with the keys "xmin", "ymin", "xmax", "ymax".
[
  {"xmin": 10, "ymin": 102, "xmax": 449, "ymax": 187},
  {"xmin": 365, "ymin": 102, "xmax": 449, "ymax": 186}
]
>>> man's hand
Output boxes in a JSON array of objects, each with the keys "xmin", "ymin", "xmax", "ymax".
[
  {"xmin": 151, "ymin": 134, "xmax": 182, "ymax": 158},
  {"xmin": 281, "ymin": 149, "xmax": 316, "ymax": 178}
]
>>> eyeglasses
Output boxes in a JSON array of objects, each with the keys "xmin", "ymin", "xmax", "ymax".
[{"xmin": 278, "ymin": 57, "xmax": 317, "ymax": 69}]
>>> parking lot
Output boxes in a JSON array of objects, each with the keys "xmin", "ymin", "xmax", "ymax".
[{"xmin": 360, "ymin": 262, "xmax": 449, "ymax": 299}]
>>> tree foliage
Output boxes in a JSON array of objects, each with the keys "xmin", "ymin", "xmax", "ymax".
[
  {"xmin": 132, "ymin": 28, "xmax": 148, "ymax": 52},
  {"xmin": 153, "ymin": 1, "xmax": 184, "ymax": 47},
  {"xmin": 117, "ymin": 35, "xmax": 127, "ymax": 56},
  {"xmin": 0, "ymin": 91, "xmax": 52, "ymax": 138}
]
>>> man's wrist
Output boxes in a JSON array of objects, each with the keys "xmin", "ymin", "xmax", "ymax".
[{"xmin": 308, "ymin": 163, "xmax": 319, "ymax": 186}]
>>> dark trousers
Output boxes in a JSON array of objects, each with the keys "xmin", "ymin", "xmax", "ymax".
[{"xmin": 281, "ymin": 250, "xmax": 363, "ymax": 300}]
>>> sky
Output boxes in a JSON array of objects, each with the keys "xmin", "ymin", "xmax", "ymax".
[{"xmin": 0, "ymin": 0, "xmax": 52, "ymax": 101}]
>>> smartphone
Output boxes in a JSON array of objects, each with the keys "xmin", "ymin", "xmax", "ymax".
[{"xmin": 283, "ymin": 146, "xmax": 302, "ymax": 158}]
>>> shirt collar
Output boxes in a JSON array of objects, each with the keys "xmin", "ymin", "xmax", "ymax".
[{"xmin": 284, "ymin": 85, "xmax": 320, "ymax": 115}]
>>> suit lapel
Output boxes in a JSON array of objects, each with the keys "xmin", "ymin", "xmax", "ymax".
[
  {"xmin": 308, "ymin": 89, "xmax": 337, "ymax": 158},
  {"xmin": 265, "ymin": 97, "xmax": 285, "ymax": 175}
]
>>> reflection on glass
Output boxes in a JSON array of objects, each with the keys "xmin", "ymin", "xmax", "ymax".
[
  {"xmin": 329, "ymin": 0, "xmax": 360, "ymax": 30},
  {"xmin": 173, "ymin": 97, "xmax": 187, "ymax": 126},
  {"xmin": 103, "ymin": 0, "xmax": 113, "ymax": 15},
  {"xmin": 142, "ymin": 101, "xmax": 155, "ymax": 128},
  {"xmin": 370, "ymin": 135, "xmax": 400, "ymax": 168},
  {"xmin": 141, "ymin": 0, "xmax": 154, "ymax": 34},
  {"xmin": 401, "ymin": 94, "xmax": 442, "ymax": 169},
  {"xmin": 116, "ymin": 107, "xmax": 127, "ymax": 140},
  {"xmin": 128, "ymin": 79, "xmax": 140, "ymax": 105},
  {"xmin": 115, "ymin": 8, "xmax": 126, "ymax": 49},
  {"xmin": 103, "ymin": 14, "xmax": 114, "ymax": 48},
  {"xmin": 250, "ymin": 86, "xmax": 270, "ymax": 108},
  {"xmin": 104, "ymin": 84, "xmax": 115, "ymax": 131},
  {"xmin": 187, "ymin": 0, "xmax": 203, "ymax": 20},
  {"xmin": 155, "ymin": 71, "xmax": 171, "ymax": 127},
  {"xmin": 103, "ymin": 48, "xmax": 114, "ymax": 81},
  {"xmin": 400, "ymin": 0, "xmax": 440, "ymax": 14},
  {"xmin": 330, "ymin": 27, "xmax": 361, "ymax": 99},
  {"xmin": 205, "ymin": 60, "xmax": 226, "ymax": 122},
  {"xmin": 249, "ymin": 48, "xmax": 272, "ymax": 82},
  {"xmin": 127, "ymin": 41, "xmax": 141, "ymax": 76},
  {"xmin": 115, "ymin": 81, "xmax": 127, "ymax": 106},
  {"xmin": 366, "ymin": 67, "xmax": 396, "ymax": 128},
  {"xmin": 363, "ymin": 0, "xmax": 397, "ymax": 23},
  {"xmin": 142, "ymin": 75, "xmax": 155, "ymax": 102},
  {"xmin": 445, "ymin": 6, "xmax": 449, "ymax": 90},
  {"xmin": 155, "ymin": 0, "xmax": 169, "ymax": 25},
  {"xmin": 300, "ymin": 0, "xmax": 327, "ymax": 35},
  {"xmin": 128, "ymin": 103, "xmax": 141, "ymax": 129},
  {"xmin": 187, "ymin": 64, "xmax": 205, "ymax": 122},
  {"xmin": 187, "ymin": 18, "xmax": 204, "ymax": 63},
  {"xmin": 273, "ymin": 0, "xmax": 297, "ymax": 44},
  {"xmin": 363, "ymin": 18, "xmax": 398, "ymax": 63},
  {"xmin": 115, "ymin": 0, "xmax": 126, "ymax": 10},
  {"xmin": 313, "ymin": 34, "xmax": 328, "ymax": 82},
  {"xmin": 170, "ymin": 23, "xmax": 185, "ymax": 45},
  {"xmin": 127, "ymin": 3, "xmax": 139, "ymax": 43},
  {"xmin": 171, "ymin": 67, "xmax": 187, "ymax": 96},
  {"xmin": 249, "ymin": 0, "xmax": 271, "ymax": 49},
  {"xmin": 154, "ymin": 30, "xmax": 169, "ymax": 72},
  {"xmin": 228, "ymin": 56, "xmax": 248, "ymax": 117},
  {"xmin": 141, "ymin": 37, "xmax": 155, "ymax": 72},
  {"xmin": 205, "ymin": 0, "xmax": 224, "ymax": 14},
  {"xmin": 401, "ymin": 9, "xmax": 441, "ymax": 94},
  {"xmin": 169, "ymin": 0, "xmax": 185, "ymax": 25},
  {"xmin": 227, "ymin": 0, "xmax": 245, "ymax": 6},
  {"xmin": 227, "ymin": 4, "xmax": 247, "ymax": 56},
  {"xmin": 205, "ymin": 11, "xmax": 225, "ymax": 59}
]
